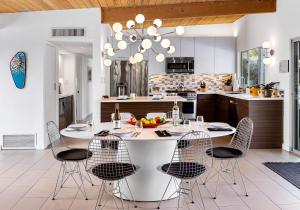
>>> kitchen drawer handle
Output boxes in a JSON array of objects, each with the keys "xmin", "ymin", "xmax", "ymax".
[{"xmin": 229, "ymin": 100, "xmax": 237, "ymax": 105}]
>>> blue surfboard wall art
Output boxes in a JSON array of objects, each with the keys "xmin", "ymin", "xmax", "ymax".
[{"xmin": 10, "ymin": 51, "xmax": 26, "ymax": 89}]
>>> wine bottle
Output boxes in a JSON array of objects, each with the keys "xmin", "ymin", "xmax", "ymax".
[
  {"xmin": 172, "ymin": 100, "xmax": 179, "ymax": 126},
  {"xmin": 113, "ymin": 103, "xmax": 121, "ymax": 129}
]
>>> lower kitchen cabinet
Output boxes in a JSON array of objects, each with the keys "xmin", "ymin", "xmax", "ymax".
[
  {"xmin": 197, "ymin": 94, "xmax": 215, "ymax": 122},
  {"xmin": 197, "ymin": 94, "xmax": 283, "ymax": 149},
  {"xmin": 59, "ymin": 95, "xmax": 74, "ymax": 130}
]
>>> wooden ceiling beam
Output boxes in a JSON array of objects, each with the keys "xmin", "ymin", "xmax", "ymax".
[{"xmin": 101, "ymin": 0, "xmax": 276, "ymax": 23}]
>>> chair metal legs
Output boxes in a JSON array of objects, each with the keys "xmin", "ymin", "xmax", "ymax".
[
  {"xmin": 207, "ymin": 159, "xmax": 248, "ymax": 199},
  {"xmin": 95, "ymin": 178, "xmax": 137, "ymax": 210},
  {"xmin": 52, "ymin": 160, "xmax": 94, "ymax": 200},
  {"xmin": 157, "ymin": 177, "xmax": 206, "ymax": 210}
]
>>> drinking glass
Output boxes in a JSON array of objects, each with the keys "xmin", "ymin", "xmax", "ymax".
[
  {"xmin": 196, "ymin": 116, "xmax": 204, "ymax": 126},
  {"xmin": 183, "ymin": 120, "xmax": 191, "ymax": 130},
  {"xmin": 135, "ymin": 120, "xmax": 143, "ymax": 133}
]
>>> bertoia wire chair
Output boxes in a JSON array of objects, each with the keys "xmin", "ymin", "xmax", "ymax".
[
  {"xmin": 46, "ymin": 121, "xmax": 94, "ymax": 200},
  {"xmin": 205, "ymin": 117, "xmax": 253, "ymax": 199},
  {"xmin": 157, "ymin": 131, "xmax": 213, "ymax": 210},
  {"xmin": 86, "ymin": 134, "xmax": 138, "ymax": 210}
]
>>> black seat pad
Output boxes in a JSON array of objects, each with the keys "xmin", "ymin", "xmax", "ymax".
[
  {"xmin": 177, "ymin": 140, "xmax": 190, "ymax": 149},
  {"xmin": 92, "ymin": 163, "xmax": 137, "ymax": 181},
  {"xmin": 56, "ymin": 149, "xmax": 92, "ymax": 161},
  {"xmin": 162, "ymin": 162, "xmax": 206, "ymax": 179},
  {"xmin": 206, "ymin": 147, "xmax": 243, "ymax": 159}
]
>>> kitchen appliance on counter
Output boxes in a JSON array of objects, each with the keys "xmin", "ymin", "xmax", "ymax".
[
  {"xmin": 166, "ymin": 89, "xmax": 197, "ymax": 120},
  {"xmin": 116, "ymin": 82, "xmax": 127, "ymax": 97},
  {"xmin": 166, "ymin": 57, "xmax": 194, "ymax": 74}
]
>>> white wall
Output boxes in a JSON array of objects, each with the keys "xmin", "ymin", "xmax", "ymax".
[
  {"xmin": 59, "ymin": 54, "xmax": 76, "ymax": 96},
  {"xmin": 234, "ymin": 0, "xmax": 300, "ymax": 151},
  {"xmin": 0, "ymin": 8, "xmax": 102, "ymax": 149}
]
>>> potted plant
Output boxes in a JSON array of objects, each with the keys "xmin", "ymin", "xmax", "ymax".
[
  {"xmin": 223, "ymin": 77, "xmax": 233, "ymax": 91},
  {"xmin": 250, "ymin": 84, "xmax": 261, "ymax": 96},
  {"xmin": 199, "ymin": 81, "xmax": 207, "ymax": 92},
  {"xmin": 260, "ymin": 82, "xmax": 279, "ymax": 97}
]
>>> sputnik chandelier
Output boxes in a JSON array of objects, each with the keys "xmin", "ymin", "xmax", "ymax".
[{"xmin": 103, "ymin": 13, "xmax": 185, "ymax": 67}]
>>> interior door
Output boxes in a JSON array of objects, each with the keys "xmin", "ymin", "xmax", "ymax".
[
  {"xmin": 44, "ymin": 44, "xmax": 58, "ymax": 146},
  {"xmin": 293, "ymin": 40, "xmax": 300, "ymax": 152}
]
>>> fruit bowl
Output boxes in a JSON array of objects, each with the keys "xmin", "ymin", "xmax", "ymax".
[{"xmin": 128, "ymin": 116, "xmax": 168, "ymax": 128}]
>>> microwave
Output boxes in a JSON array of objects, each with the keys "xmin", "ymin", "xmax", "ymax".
[{"xmin": 166, "ymin": 57, "xmax": 194, "ymax": 74}]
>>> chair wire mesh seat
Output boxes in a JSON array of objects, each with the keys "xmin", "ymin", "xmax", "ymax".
[
  {"xmin": 46, "ymin": 121, "xmax": 94, "ymax": 200},
  {"xmin": 204, "ymin": 117, "xmax": 254, "ymax": 199},
  {"xmin": 157, "ymin": 131, "xmax": 213, "ymax": 210},
  {"xmin": 86, "ymin": 134, "xmax": 138, "ymax": 209}
]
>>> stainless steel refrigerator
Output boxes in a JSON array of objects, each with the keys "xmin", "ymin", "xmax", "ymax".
[{"xmin": 110, "ymin": 60, "xmax": 148, "ymax": 96}]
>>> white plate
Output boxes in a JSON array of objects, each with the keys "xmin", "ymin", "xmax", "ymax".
[
  {"xmin": 68, "ymin": 124, "xmax": 88, "ymax": 131},
  {"xmin": 110, "ymin": 128, "xmax": 132, "ymax": 136},
  {"xmin": 208, "ymin": 122, "xmax": 231, "ymax": 128},
  {"xmin": 167, "ymin": 126, "xmax": 189, "ymax": 135}
]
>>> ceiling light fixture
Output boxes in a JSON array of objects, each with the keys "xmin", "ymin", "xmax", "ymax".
[{"xmin": 103, "ymin": 14, "xmax": 185, "ymax": 65}]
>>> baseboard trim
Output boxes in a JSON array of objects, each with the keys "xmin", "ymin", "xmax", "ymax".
[{"xmin": 282, "ymin": 143, "xmax": 291, "ymax": 152}]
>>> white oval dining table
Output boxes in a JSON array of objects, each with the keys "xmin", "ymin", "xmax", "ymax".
[{"xmin": 61, "ymin": 122, "xmax": 235, "ymax": 202}]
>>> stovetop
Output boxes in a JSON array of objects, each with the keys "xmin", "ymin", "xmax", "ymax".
[
  {"xmin": 166, "ymin": 89, "xmax": 197, "ymax": 99},
  {"xmin": 165, "ymin": 89, "xmax": 196, "ymax": 93}
]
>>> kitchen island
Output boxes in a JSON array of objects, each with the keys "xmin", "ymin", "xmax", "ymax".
[
  {"xmin": 100, "ymin": 96, "xmax": 186, "ymax": 122},
  {"xmin": 196, "ymin": 92, "xmax": 284, "ymax": 149}
]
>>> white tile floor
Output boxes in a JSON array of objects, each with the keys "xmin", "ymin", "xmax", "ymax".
[{"xmin": 0, "ymin": 143, "xmax": 300, "ymax": 210}]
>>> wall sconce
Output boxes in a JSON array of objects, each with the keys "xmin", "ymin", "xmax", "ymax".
[{"xmin": 262, "ymin": 41, "xmax": 274, "ymax": 65}]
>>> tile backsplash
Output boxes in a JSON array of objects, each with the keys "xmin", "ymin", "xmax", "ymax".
[{"xmin": 149, "ymin": 73, "xmax": 232, "ymax": 92}]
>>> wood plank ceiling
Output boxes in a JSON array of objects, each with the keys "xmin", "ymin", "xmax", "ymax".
[{"xmin": 0, "ymin": 0, "xmax": 276, "ymax": 27}]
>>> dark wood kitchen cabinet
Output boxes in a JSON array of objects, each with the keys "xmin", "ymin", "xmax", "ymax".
[
  {"xmin": 197, "ymin": 94, "xmax": 283, "ymax": 149},
  {"xmin": 215, "ymin": 95, "xmax": 230, "ymax": 124},
  {"xmin": 197, "ymin": 94, "xmax": 215, "ymax": 122},
  {"xmin": 59, "ymin": 95, "xmax": 74, "ymax": 130}
]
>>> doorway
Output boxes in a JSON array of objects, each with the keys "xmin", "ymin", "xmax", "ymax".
[
  {"xmin": 292, "ymin": 39, "xmax": 300, "ymax": 153},
  {"xmin": 49, "ymin": 41, "xmax": 93, "ymax": 130}
]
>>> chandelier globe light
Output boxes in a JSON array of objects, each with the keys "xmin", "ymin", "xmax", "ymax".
[
  {"xmin": 126, "ymin": 20, "xmax": 135, "ymax": 29},
  {"xmin": 104, "ymin": 43, "xmax": 112, "ymax": 50},
  {"xmin": 153, "ymin": 19, "xmax": 162, "ymax": 28},
  {"xmin": 103, "ymin": 14, "xmax": 185, "ymax": 65},
  {"xmin": 103, "ymin": 58, "xmax": 112, "ymax": 67},
  {"xmin": 135, "ymin": 14, "xmax": 145, "ymax": 24},
  {"xmin": 161, "ymin": 39, "xmax": 171, "ymax": 49},
  {"xmin": 117, "ymin": 40, "xmax": 127, "ymax": 50},
  {"xmin": 167, "ymin": 46, "xmax": 175, "ymax": 54},
  {"xmin": 115, "ymin": 32, "xmax": 123, "ymax": 41},
  {"xmin": 156, "ymin": 53, "xmax": 165, "ymax": 62},
  {"xmin": 112, "ymin": 22, "xmax": 122, "ymax": 32}
]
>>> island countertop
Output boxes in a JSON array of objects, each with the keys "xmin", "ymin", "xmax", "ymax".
[
  {"xmin": 101, "ymin": 96, "xmax": 187, "ymax": 103},
  {"xmin": 196, "ymin": 91, "xmax": 284, "ymax": 101}
]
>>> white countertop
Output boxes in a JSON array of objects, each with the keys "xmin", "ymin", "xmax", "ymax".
[
  {"xmin": 197, "ymin": 91, "xmax": 284, "ymax": 101},
  {"xmin": 101, "ymin": 96, "xmax": 187, "ymax": 103}
]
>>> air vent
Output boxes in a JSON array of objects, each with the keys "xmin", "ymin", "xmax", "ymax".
[
  {"xmin": 2, "ymin": 134, "xmax": 36, "ymax": 149},
  {"xmin": 51, "ymin": 28, "xmax": 85, "ymax": 37}
]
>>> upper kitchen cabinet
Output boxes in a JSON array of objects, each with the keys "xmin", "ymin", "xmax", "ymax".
[
  {"xmin": 214, "ymin": 37, "xmax": 236, "ymax": 74},
  {"xmin": 148, "ymin": 46, "xmax": 165, "ymax": 74},
  {"xmin": 194, "ymin": 37, "xmax": 215, "ymax": 74},
  {"xmin": 180, "ymin": 38, "xmax": 195, "ymax": 57},
  {"xmin": 166, "ymin": 37, "xmax": 181, "ymax": 57}
]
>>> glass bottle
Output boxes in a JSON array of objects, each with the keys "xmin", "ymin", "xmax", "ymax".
[{"xmin": 113, "ymin": 103, "xmax": 121, "ymax": 129}]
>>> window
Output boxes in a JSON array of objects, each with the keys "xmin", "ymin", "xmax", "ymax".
[{"xmin": 241, "ymin": 47, "xmax": 265, "ymax": 86}]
